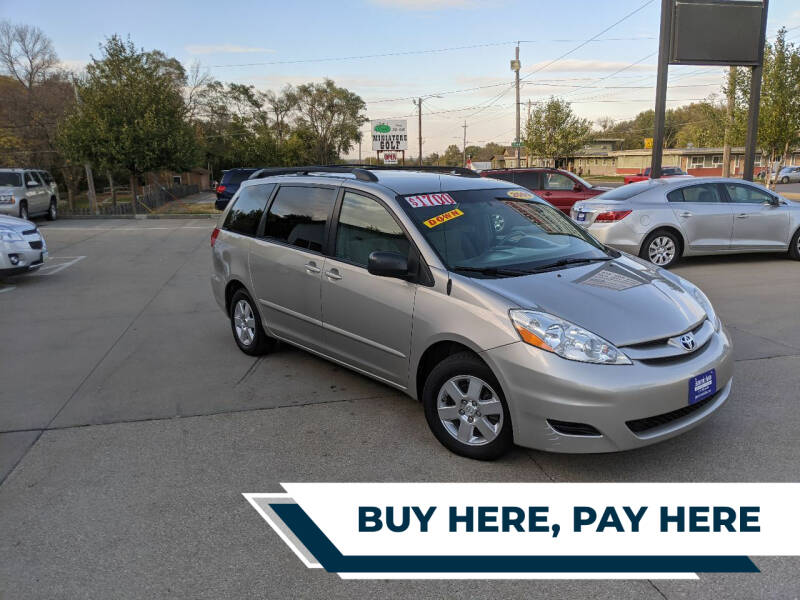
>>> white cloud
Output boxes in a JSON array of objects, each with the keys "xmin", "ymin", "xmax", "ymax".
[
  {"xmin": 59, "ymin": 59, "xmax": 87, "ymax": 72},
  {"xmin": 368, "ymin": 0, "xmax": 477, "ymax": 9},
  {"xmin": 185, "ymin": 44, "xmax": 274, "ymax": 55}
]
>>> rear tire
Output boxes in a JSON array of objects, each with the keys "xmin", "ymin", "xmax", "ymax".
[
  {"xmin": 422, "ymin": 352, "xmax": 513, "ymax": 460},
  {"xmin": 789, "ymin": 228, "xmax": 800, "ymax": 261},
  {"xmin": 640, "ymin": 230, "xmax": 680, "ymax": 269},
  {"xmin": 19, "ymin": 201, "xmax": 28, "ymax": 221},
  {"xmin": 229, "ymin": 289, "xmax": 274, "ymax": 356},
  {"xmin": 47, "ymin": 198, "xmax": 57, "ymax": 221},
  {"xmin": 781, "ymin": 176, "xmax": 790, "ymax": 184}
]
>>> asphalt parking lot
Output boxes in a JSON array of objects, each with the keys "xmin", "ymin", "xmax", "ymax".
[{"xmin": 1, "ymin": 218, "xmax": 799, "ymax": 599}]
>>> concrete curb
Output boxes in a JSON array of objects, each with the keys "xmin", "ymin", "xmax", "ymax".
[{"xmin": 59, "ymin": 213, "xmax": 219, "ymax": 220}]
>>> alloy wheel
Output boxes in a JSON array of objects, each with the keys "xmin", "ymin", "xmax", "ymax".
[
  {"xmin": 648, "ymin": 236, "xmax": 676, "ymax": 266},
  {"xmin": 233, "ymin": 299, "xmax": 256, "ymax": 346},
  {"xmin": 436, "ymin": 375, "xmax": 504, "ymax": 446}
]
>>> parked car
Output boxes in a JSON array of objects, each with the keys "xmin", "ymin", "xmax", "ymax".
[
  {"xmin": 479, "ymin": 168, "xmax": 610, "ymax": 214},
  {"xmin": 0, "ymin": 168, "xmax": 59, "ymax": 221},
  {"xmin": 571, "ymin": 177, "xmax": 800, "ymax": 268},
  {"xmin": 623, "ymin": 166, "xmax": 688, "ymax": 185},
  {"xmin": 211, "ymin": 166, "xmax": 732, "ymax": 460},
  {"xmin": 778, "ymin": 166, "xmax": 800, "ymax": 184},
  {"xmin": 0, "ymin": 214, "xmax": 47, "ymax": 277},
  {"xmin": 215, "ymin": 168, "xmax": 259, "ymax": 210}
]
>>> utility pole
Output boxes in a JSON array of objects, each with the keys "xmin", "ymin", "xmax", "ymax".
[
  {"xmin": 722, "ymin": 66, "xmax": 736, "ymax": 177},
  {"xmin": 413, "ymin": 97, "xmax": 423, "ymax": 166},
  {"xmin": 462, "ymin": 121, "xmax": 467, "ymax": 167},
  {"xmin": 513, "ymin": 44, "xmax": 521, "ymax": 168}
]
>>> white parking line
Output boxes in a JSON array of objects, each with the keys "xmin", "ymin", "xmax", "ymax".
[{"xmin": 31, "ymin": 256, "xmax": 86, "ymax": 276}]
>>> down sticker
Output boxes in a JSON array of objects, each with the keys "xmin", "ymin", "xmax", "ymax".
[
  {"xmin": 423, "ymin": 208, "xmax": 464, "ymax": 228},
  {"xmin": 405, "ymin": 193, "xmax": 456, "ymax": 208}
]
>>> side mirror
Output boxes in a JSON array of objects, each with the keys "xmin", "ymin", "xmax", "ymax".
[
  {"xmin": 368, "ymin": 251, "xmax": 410, "ymax": 279},
  {"xmin": 573, "ymin": 183, "xmax": 583, "ymax": 192}
]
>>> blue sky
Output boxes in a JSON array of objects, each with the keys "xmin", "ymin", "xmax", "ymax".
[{"xmin": 3, "ymin": 0, "xmax": 799, "ymax": 156}]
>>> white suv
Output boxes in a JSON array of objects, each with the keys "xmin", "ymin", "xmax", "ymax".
[{"xmin": 0, "ymin": 168, "xmax": 60, "ymax": 221}]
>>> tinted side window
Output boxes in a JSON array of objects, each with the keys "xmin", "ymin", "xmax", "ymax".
[
  {"xmin": 667, "ymin": 189, "xmax": 684, "ymax": 202},
  {"xmin": 681, "ymin": 184, "xmax": 723, "ymax": 203},
  {"xmin": 724, "ymin": 183, "xmax": 774, "ymax": 204},
  {"xmin": 221, "ymin": 170, "xmax": 256, "ymax": 185},
  {"xmin": 263, "ymin": 185, "xmax": 336, "ymax": 252},
  {"xmin": 543, "ymin": 172, "xmax": 574, "ymax": 190},
  {"xmin": 223, "ymin": 183, "xmax": 274, "ymax": 236},
  {"xmin": 486, "ymin": 172, "xmax": 515, "ymax": 183},
  {"xmin": 335, "ymin": 192, "xmax": 410, "ymax": 267},
  {"xmin": 515, "ymin": 172, "xmax": 541, "ymax": 190}
]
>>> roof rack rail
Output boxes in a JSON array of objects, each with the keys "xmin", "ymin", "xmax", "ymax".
[
  {"xmin": 248, "ymin": 166, "xmax": 379, "ymax": 182},
  {"xmin": 339, "ymin": 164, "xmax": 481, "ymax": 178}
]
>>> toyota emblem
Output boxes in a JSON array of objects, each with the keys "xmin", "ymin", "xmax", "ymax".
[{"xmin": 680, "ymin": 333, "xmax": 696, "ymax": 351}]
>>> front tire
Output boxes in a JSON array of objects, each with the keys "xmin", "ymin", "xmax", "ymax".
[
  {"xmin": 47, "ymin": 198, "xmax": 57, "ymax": 221},
  {"xmin": 640, "ymin": 230, "xmax": 680, "ymax": 268},
  {"xmin": 19, "ymin": 201, "xmax": 28, "ymax": 221},
  {"xmin": 229, "ymin": 289, "xmax": 273, "ymax": 356},
  {"xmin": 422, "ymin": 352, "xmax": 513, "ymax": 460},
  {"xmin": 781, "ymin": 176, "xmax": 790, "ymax": 184},
  {"xmin": 789, "ymin": 228, "xmax": 800, "ymax": 261}
]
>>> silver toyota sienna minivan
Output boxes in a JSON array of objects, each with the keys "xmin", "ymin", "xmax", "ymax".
[{"xmin": 210, "ymin": 166, "xmax": 732, "ymax": 460}]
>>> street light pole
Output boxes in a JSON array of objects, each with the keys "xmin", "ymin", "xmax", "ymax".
[
  {"xmin": 414, "ymin": 97, "xmax": 423, "ymax": 166},
  {"xmin": 514, "ymin": 44, "xmax": 521, "ymax": 168}
]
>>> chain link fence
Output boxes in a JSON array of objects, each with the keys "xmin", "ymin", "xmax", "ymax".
[{"xmin": 61, "ymin": 183, "xmax": 200, "ymax": 216}]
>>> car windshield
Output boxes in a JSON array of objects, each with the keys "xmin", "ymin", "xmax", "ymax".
[
  {"xmin": 595, "ymin": 181, "xmax": 652, "ymax": 201},
  {"xmin": 399, "ymin": 188, "xmax": 610, "ymax": 276},
  {"xmin": 570, "ymin": 173, "xmax": 594, "ymax": 188},
  {"xmin": 0, "ymin": 173, "xmax": 22, "ymax": 187}
]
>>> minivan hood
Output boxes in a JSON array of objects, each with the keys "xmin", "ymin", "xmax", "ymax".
[{"xmin": 474, "ymin": 256, "xmax": 706, "ymax": 346}]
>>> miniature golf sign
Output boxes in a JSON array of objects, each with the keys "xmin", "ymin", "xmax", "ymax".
[
  {"xmin": 383, "ymin": 152, "xmax": 399, "ymax": 165},
  {"xmin": 372, "ymin": 120, "xmax": 408, "ymax": 151}
]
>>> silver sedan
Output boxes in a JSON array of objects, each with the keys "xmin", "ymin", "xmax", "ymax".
[{"xmin": 571, "ymin": 177, "xmax": 800, "ymax": 268}]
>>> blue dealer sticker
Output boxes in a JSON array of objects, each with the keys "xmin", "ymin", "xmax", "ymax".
[{"xmin": 689, "ymin": 369, "xmax": 716, "ymax": 405}]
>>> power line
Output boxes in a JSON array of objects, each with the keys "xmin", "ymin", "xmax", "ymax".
[{"xmin": 205, "ymin": 36, "xmax": 658, "ymax": 69}]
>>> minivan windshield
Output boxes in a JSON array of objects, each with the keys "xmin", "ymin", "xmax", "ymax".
[
  {"xmin": 0, "ymin": 173, "xmax": 22, "ymax": 187},
  {"xmin": 399, "ymin": 188, "xmax": 610, "ymax": 276}
]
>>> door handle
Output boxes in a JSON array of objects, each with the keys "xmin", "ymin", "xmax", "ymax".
[
  {"xmin": 325, "ymin": 269, "xmax": 342, "ymax": 281},
  {"xmin": 736, "ymin": 213, "xmax": 749, "ymax": 219},
  {"xmin": 679, "ymin": 211, "xmax": 692, "ymax": 218},
  {"xmin": 304, "ymin": 262, "xmax": 321, "ymax": 274}
]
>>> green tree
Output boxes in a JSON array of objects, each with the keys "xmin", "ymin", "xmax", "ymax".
[
  {"xmin": 291, "ymin": 79, "xmax": 367, "ymax": 164},
  {"xmin": 756, "ymin": 28, "xmax": 800, "ymax": 184},
  {"xmin": 57, "ymin": 36, "xmax": 198, "ymax": 213},
  {"xmin": 524, "ymin": 97, "xmax": 591, "ymax": 167},
  {"xmin": 441, "ymin": 144, "xmax": 462, "ymax": 166}
]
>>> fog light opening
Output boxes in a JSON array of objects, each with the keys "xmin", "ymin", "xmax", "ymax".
[{"xmin": 8, "ymin": 254, "xmax": 20, "ymax": 266}]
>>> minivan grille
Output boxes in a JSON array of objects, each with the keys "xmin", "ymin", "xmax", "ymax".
[
  {"xmin": 22, "ymin": 228, "xmax": 37, "ymax": 235},
  {"xmin": 626, "ymin": 392, "xmax": 718, "ymax": 435}
]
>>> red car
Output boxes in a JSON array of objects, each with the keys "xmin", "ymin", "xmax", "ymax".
[
  {"xmin": 479, "ymin": 168, "xmax": 610, "ymax": 214},
  {"xmin": 623, "ymin": 166, "xmax": 688, "ymax": 184}
]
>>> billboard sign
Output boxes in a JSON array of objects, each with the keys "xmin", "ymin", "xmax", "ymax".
[
  {"xmin": 371, "ymin": 119, "xmax": 408, "ymax": 151},
  {"xmin": 669, "ymin": 0, "xmax": 765, "ymax": 66}
]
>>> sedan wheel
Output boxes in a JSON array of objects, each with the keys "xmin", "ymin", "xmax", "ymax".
[
  {"xmin": 782, "ymin": 176, "xmax": 790, "ymax": 184},
  {"xmin": 436, "ymin": 375, "xmax": 504, "ymax": 446},
  {"xmin": 647, "ymin": 235, "xmax": 677, "ymax": 267}
]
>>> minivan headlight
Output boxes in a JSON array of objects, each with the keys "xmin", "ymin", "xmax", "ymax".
[
  {"xmin": 0, "ymin": 229, "xmax": 24, "ymax": 242},
  {"xmin": 509, "ymin": 309, "xmax": 631, "ymax": 364},
  {"xmin": 687, "ymin": 284, "xmax": 720, "ymax": 331}
]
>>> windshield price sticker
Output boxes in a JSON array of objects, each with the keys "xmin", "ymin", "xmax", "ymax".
[
  {"xmin": 424, "ymin": 209, "xmax": 464, "ymax": 228},
  {"xmin": 405, "ymin": 193, "xmax": 456, "ymax": 208},
  {"xmin": 507, "ymin": 189, "xmax": 534, "ymax": 200}
]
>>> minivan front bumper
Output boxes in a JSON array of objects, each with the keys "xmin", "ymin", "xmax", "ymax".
[{"xmin": 481, "ymin": 324, "xmax": 733, "ymax": 453}]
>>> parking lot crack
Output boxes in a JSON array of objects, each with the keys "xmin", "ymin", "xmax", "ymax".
[
  {"xmin": 647, "ymin": 579, "xmax": 669, "ymax": 599},
  {"xmin": 524, "ymin": 450, "xmax": 556, "ymax": 482}
]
